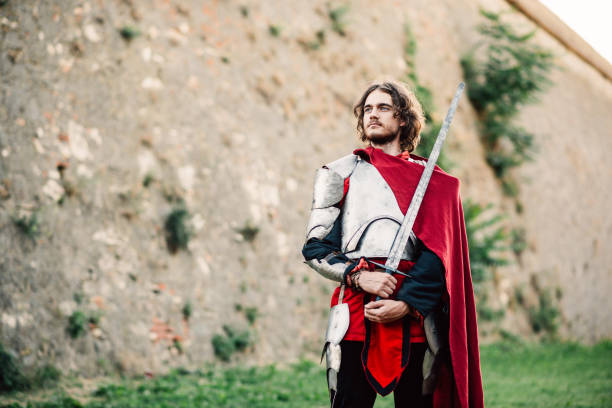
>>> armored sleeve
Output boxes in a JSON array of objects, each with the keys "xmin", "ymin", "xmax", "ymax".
[
  {"xmin": 302, "ymin": 214, "xmax": 351, "ymax": 282},
  {"xmin": 302, "ymin": 163, "xmax": 352, "ymax": 281},
  {"xmin": 302, "ymin": 155, "xmax": 359, "ymax": 282}
]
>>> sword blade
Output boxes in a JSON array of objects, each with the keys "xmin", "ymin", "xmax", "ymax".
[{"xmin": 384, "ymin": 83, "xmax": 465, "ymax": 272}]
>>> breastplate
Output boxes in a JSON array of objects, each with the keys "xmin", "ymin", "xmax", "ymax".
[{"xmin": 340, "ymin": 159, "xmax": 419, "ymax": 261}]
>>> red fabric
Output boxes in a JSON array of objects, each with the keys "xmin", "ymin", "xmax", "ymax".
[
  {"xmin": 355, "ymin": 147, "xmax": 483, "ymax": 407},
  {"xmin": 331, "ymin": 287, "xmax": 366, "ymax": 341},
  {"xmin": 331, "ymin": 259, "xmax": 426, "ymax": 343}
]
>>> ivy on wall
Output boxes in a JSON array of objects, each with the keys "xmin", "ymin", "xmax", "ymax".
[{"xmin": 461, "ymin": 9, "xmax": 555, "ymax": 195}]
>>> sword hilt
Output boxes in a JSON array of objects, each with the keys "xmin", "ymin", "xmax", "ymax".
[{"xmin": 369, "ymin": 261, "xmax": 413, "ymax": 301}]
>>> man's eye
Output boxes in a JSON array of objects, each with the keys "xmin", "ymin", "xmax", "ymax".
[
  {"xmin": 380, "ymin": 106, "xmax": 390, "ymax": 111},
  {"xmin": 364, "ymin": 107, "xmax": 372, "ymax": 113}
]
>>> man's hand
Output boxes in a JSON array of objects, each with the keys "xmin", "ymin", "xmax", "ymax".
[
  {"xmin": 364, "ymin": 299, "xmax": 409, "ymax": 324},
  {"xmin": 358, "ymin": 270, "xmax": 397, "ymax": 298}
]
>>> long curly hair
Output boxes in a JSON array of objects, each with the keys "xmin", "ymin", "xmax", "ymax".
[{"xmin": 353, "ymin": 81, "xmax": 425, "ymax": 152}]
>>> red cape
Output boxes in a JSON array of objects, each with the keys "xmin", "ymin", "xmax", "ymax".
[{"xmin": 356, "ymin": 147, "xmax": 483, "ymax": 408}]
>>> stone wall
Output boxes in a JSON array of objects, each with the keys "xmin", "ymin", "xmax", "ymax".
[{"xmin": 0, "ymin": 0, "xmax": 610, "ymax": 375}]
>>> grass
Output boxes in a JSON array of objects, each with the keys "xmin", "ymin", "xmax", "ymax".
[
  {"xmin": 481, "ymin": 341, "xmax": 612, "ymax": 407},
  {"xmin": 1, "ymin": 342, "xmax": 610, "ymax": 407}
]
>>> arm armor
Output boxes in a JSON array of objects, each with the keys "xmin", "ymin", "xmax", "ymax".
[{"xmin": 304, "ymin": 155, "xmax": 358, "ymax": 282}]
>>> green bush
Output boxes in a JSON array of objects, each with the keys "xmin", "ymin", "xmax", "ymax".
[
  {"xmin": 212, "ymin": 325, "xmax": 253, "ymax": 362},
  {"xmin": 511, "ymin": 227, "xmax": 527, "ymax": 256},
  {"xmin": 403, "ymin": 24, "xmax": 452, "ymax": 170},
  {"xmin": 529, "ymin": 290, "xmax": 559, "ymax": 335},
  {"xmin": 461, "ymin": 9, "xmax": 554, "ymax": 185},
  {"xmin": 67, "ymin": 310, "xmax": 88, "ymax": 339},
  {"xmin": 13, "ymin": 212, "xmax": 40, "ymax": 239},
  {"xmin": 182, "ymin": 301, "xmax": 192, "ymax": 321},
  {"xmin": 478, "ymin": 305, "xmax": 505, "ymax": 321},
  {"xmin": 463, "ymin": 199, "xmax": 509, "ymax": 284},
  {"xmin": 32, "ymin": 364, "xmax": 61, "ymax": 389},
  {"xmin": 268, "ymin": 25, "xmax": 281, "ymax": 37},
  {"xmin": 244, "ymin": 307, "xmax": 259, "ymax": 325},
  {"xmin": 328, "ymin": 5, "xmax": 349, "ymax": 36},
  {"xmin": 462, "ymin": 10, "xmax": 554, "ymax": 116},
  {"xmin": 119, "ymin": 26, "xmax": 141, "ymax": 41},
  {"xmin": 142, "ymin": 173, "xmax": 154, "ymax": 188},
  {"xmin": 164, "ymin": 207, "xmax": 192, "ymax": 253},
  {"xmin": 236, "ymin": 221, "xmax": 259, "ymax": 242},
  {"xmin": 0, "ymin": 344, "xmax": 29, "ymax": 392}
]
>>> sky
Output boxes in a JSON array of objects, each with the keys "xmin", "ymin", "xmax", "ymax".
[{"xmin": 539, "ymin": 0, "xmax": 612, "ymax": 64}]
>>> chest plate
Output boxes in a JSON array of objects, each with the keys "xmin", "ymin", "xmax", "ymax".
[{"xmin": 340, "ymin": 159, "xmax": 419, "ymax": 260}]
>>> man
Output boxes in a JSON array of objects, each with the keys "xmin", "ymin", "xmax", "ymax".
[{"xmin": 302, "ymin": 81, "xmax": 483, "ymax": 408}]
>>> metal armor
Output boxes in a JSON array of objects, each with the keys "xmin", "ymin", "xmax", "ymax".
[{"xmin": 305, "ymin": 154, "xmax": 423, "ymax": 282}]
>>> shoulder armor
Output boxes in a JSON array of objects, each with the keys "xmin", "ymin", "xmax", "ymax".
[
  {"xmin": 325, "ymin": 154, "xmax": 359, "ymax": 179},
  {"xmin": 305, "ymin": 154, "xmax": 358, "ymax": 240},
  {"xmin": 311, "ymin": 154, "xmax": 359, "ymax": 209}
]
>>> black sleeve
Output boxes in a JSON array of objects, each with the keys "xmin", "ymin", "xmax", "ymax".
[
  {"xmin": 302, "ymin": 213, "xmax": 359, "ymax": 281},
  {"xmin": 395, "ymin": 243, "xmax": 445, "ymax": 318},
  {"xmin": 302, "ymin": 212, "xmax": 349, "ymax": 263}
]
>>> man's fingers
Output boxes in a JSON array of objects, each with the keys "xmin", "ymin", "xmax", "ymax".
[
  {"xmin": 384, "ymin": 276, "xmax": 396, "ymax": 290},
  {"xmin": 378, "ymin": 289, "xmax": 389, "ymax": 298},
  {"xmin": 365, "ymin": 300, "xmax": 385, "ymax": 309},
  {"xmin": 364, "ymin": 308, "xmax": 381, "ymax": 322}
]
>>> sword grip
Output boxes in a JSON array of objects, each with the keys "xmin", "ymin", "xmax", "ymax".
[{"xmin": 375, "ymin": 269, "xmax": 394, "ymax": 301}]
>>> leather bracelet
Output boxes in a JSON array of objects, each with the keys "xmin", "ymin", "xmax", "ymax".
[{"xmin": 353, "ymin": 271, "xmax": 362, "ymax": 291}]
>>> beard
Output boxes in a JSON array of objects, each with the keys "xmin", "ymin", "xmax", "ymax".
[{"xmin": 365, "ymin": 127, "xmax": 399, "ymax": 145}]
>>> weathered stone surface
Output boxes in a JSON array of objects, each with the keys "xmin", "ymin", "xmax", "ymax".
[{"xmin": 0, "ymin": 0, "xmax": 610, "ymax": 378}]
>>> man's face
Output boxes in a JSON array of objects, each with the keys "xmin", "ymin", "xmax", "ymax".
[{"xmin": 363, "ymin": 89, "xmax": 405, "ymax": 145}]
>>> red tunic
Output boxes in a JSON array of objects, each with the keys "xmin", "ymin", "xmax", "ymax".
[{"xmin": 329, "ymin": 147, "xmax": 483, "ymax": 407}]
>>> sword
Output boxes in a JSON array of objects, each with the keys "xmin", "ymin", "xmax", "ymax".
[
  {"xmin": 368, "ymin": 260, "xmax": 414, "ymax": 279},
  {"xmin": 376, "ymin": 83, "xmax": 464, "ymax": 299}
]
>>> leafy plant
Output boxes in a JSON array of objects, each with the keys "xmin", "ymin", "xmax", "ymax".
[
  {"xmin": 13, "ymin": 212, "xmax": 40, "ymax": 239},
  {"xmin": 119, "ymin": 26, "xmax": 141, "ymax": 41},
  {"xmin": 142, "ymin": 173, "xmax": 154, "ymax": 188},
  {"xmin": 328, "ymin": 5, "xmax": 349, "ymax": 36},
  {"xmin": 164, "ymin": 207, "xmax": 192, "ymax": 253},
  {"xmin": 478, "ymin": 305, "xmax": 505, "ymax": 321},
  {"xmin": 463, "ymin": 199, "xmax": 509, "ymax": 285},
  {"xmin": 529, "ymin": 290, "xmax": 559, "ymax": 336},
  {"xmin": 32, "ymin": 364, "xmax": 61, "ymax": 389},
  {"xmin": 67, "ymin": 311, "xmax": 88, "ymax": 339},
  {"xmin": 0, "ymin": 343, "xmax": 29, "ymax": 392},
  {"xmin": 244, "ymin": 307, "xmax": 258, "ymax": 325},
  {"xmin": 511, "ymin": 227, "xmax": 527, "ymax": 256},
  {"xmin": 268, "ymin": 25, "xmax": 281, "ymax": 37},
  {"xmin": 302, "ymin": 29, "xmax": 326, "ymax": 50},
  {"xmin": 461, "ymin": 9, "xmax": 554, "ymax": 185},
  {"xmin": 67, "ymin": 310, "xmax": 100, "ymax": 338},
  {"xmin": 403, "ymin": 24, "xmax": 452, "ymax": 170},
  {"xmin": 182, "ymin": 301, "xmax": 192, "ymax": 321},
  {"xmin": 236, "ymin": 221, "xmax": 259, "ymax": 242},
  {"xmin": 211, "ymin": 325, "xmax": 253, "ymax": 362}
]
